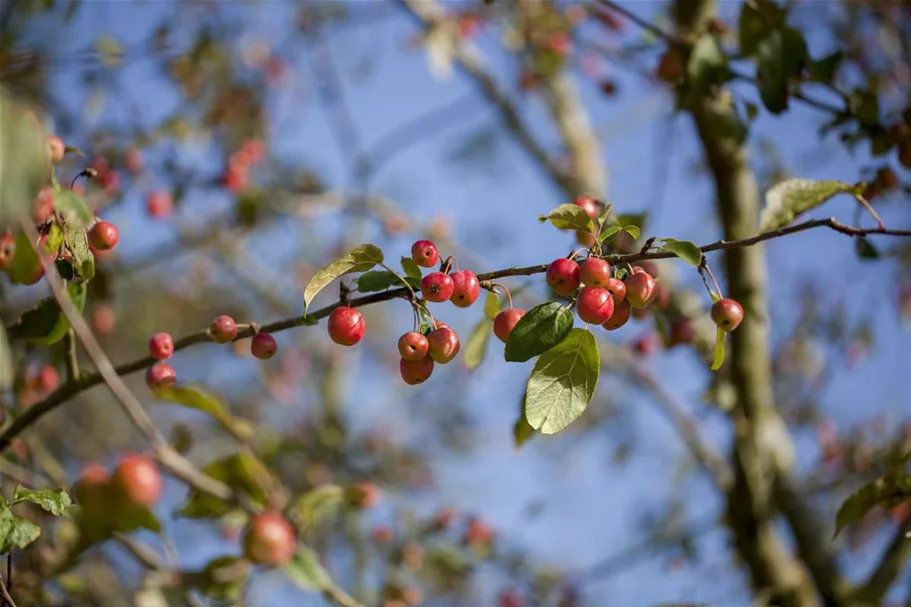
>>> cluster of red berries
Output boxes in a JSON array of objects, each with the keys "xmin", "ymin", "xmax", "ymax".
[
  {"xmin": 145, "ymin": 315, "xmax": 278, "ymax": 390},
  {"xmin": 223, "ymin": 138, "xmax": 265, "ymax": 193},
  {"xmin": 72, "ymin": 453, "xmax": 163, "ymax": 517}
]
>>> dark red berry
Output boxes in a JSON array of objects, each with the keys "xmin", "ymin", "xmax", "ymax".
[
  {"xmin": 427, "ymin": 327, "xmax": 460, "ymax": 364},
  {"xmin": 110, "ymin": 453, "xmax": 162, "ymax": 508},
  {"xmin": 605, "ymin": 277, "xmax": 626, "ymax": 303},
  {"xmin": 546, "ymin": 258, "xmax": 581, "ymax": 296},
  {"xmin": 603, "ymin": 300, "xmax": 631, "ymax": 330},
  {"xmin": 400, "ymin": 356, "xmax": 434, "ymax": 385},
  {"xmin": 88, "ymin": 221, "xmax": 120, "ymax": 251},
  {"xmin": 210, "ymin": 315, "xmax": 238, "ymax": 344},
  {"xmin": 421, "ymin": 272, "xmax": 455, "ymax": 303},
  {"xmin": 328, "ymin": 306, "xmax": 365, "ymax": 346},
  {"xmin": 711, "ymin": 298, "xmax": 744, "ymax": 332},
  {"xmin": 251, "ymin": 333, "xmax": 278, "ymax": 359},
  {"xmin": 411, "ymin": 240, "xmax": 440, "ymax": 268},
  {"xmin": 0, "ymin": 231, "xmax": 15, "ymax": 272},
  {"xmin": 146, "ymin": 191, "xmax": 173, "ymax": 219},
  {"xmin": 576, "ymin": 287, "xmax": 614, "ymax": 324},
  {"xmin": 148, "ymin": 333, "xmax": 174, "ymax": 361},
  {"xmin": 146, "ymin": 363, "xmax": 176, "ymax": 389},
  {"xmin": 625, "ymin": 272, "xmax": 656, "ymax": 308},
  {"xmin": 398, "ymin": 332, "xmax": 429, "ymax": 362},
  {"xmin": 450, "ymin": 270, "xmax": 480, "ymax": 307},
  {"xmin": 579, "ymin": 258, "xmax": 611, "ymax": 287},
  {"xmin": 494, "ymin": 309, "xmax": 526, "ymax": 343}
]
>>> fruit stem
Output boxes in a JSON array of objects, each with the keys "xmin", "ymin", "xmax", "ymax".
[
  {"xmin": 853, "ymin": 193, "xmax": 886, "ymax": 231},
  {"xmin": 568, "ymin": 248, "xmax": 589, "ymax": 261},
  {"xmin": 442, "ymin": 256, "xmax": 459, "ymax": 273},
  {"xmin": 489, "ymin": 282, "xmax": 514, "ymax": 308},
  {"xmin": 380, "ymin": 262, "xmax": 419, "ymax": 304}
]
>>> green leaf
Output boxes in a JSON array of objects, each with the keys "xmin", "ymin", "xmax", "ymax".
[
  {"xmin": 505, "ymin": 303, "xmax": 574, "ymax": 363},
  {"xmin": 686, "ymin": 34, "xmax": 727, "ymax": 93},
  {"xmin": 808, "ymin": 51, "xmax": 844, "ymax": 83},
  {"xmin": 177, "ymin": 452, "xmax": 272, "ymax": 519},
  {"xmin": 659, "ymin": 238, "xmax": 703, "ymax": 266},
  {"xmin": 755, "ymin": 28, "xmax": 807, "ymax": 115},
  {"xmin": 152, "ymin": 385, "xmax": 254, "ymax": 441},
  {"xmin": 483, "ymin": 292, "xmax": 500, "ymax": 320},
  {"xmin": 0, "ymin": 325, "xmax": 12, "ymax": 392},
  {"xmin": 0, "ymin": 89, "xmax": 48, "ymax": 221},
  {"xmin": 6, "ymin": 282, "xmax": 87, "ymax": 345},
  {"xmin": 355, "ymin": 270, "xmax": 417, "ymax": 293},
  {"xmin": 513, "ymin": 396, "xmax": 535, "ymax": 449},
  {"xmin": 524, "ymin": 328, "xmax": 600, "ymax": 435},
  {"xmin": 197, "ymin": 555, "xmax": 250, "ymax": 601},
  {"xmin": 284, "ymin": 546, "xmax": 332, "ymax": 591},
  {"xmin": 738, "ymin": 1, "xmax": 766, "ymax": 56},
  {"xmin": 0, "ymin": 501, "xmax": 42, "ymax": 553},
  {"xmin": 401, "ymin": 256, "xmax": 422, "ymax": 281},
  {"xmin": 7, "ymin": 231, "xmax": 42, "ymax": 285},
  {"xmin": 63, "ymin": 222, "xmax": 94, "ymax": 280},
  {"xmin": 63, "ymin": 145, "xmax": 85, "ymax": 157},
  {"xmin": 596, "ymin": 203, "xmax": 613, "ymax": 231},
  {"xmin": 538, "ymin": 203, "xmax": 594, "ymax": 233},
  {"xmin": 12, "ymin": 486, "xmax": 74, "ymax": 516},
  {"xmin": 711, "ymin": 327, "xmax": 725, "ymax": 371},
  {"xmin": 622, "ymin": 225, "xmax": 641, "ymax": 240},
  {"xmin": 303, "ymin": 244, "xmax": 384, "ymax": 311},
  {"xmin": 463, "ymin": 318, "xmax": 491, "ymax": 371},
  {"xmin": 759, "ymin": 178, "xmax": 859, "ymax": 231},
  {"xmin": 834, "ymin": 474, "xmax": 911, "ymax": 537},
  {"xmin": 854, "ymin": 236, "xmax": 879, "ymax": 260},
  {"xmin": 597, "ymin": 225, "xmax": 622, "ymax": 244},
  {"xmin": 54, "ymin": 190, "xmax": 94, "ymax": 226},
  {"xmin": 110, "ymin": 503, "xmax": 161, "ymax": 534},
  {"xmin": 295, "ymin": 485, "xmax": 344, "ymax": 529}
]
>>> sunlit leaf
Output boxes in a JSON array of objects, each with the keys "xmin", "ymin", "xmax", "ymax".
[
  {"xmin": 538, "ymin": 203, "xmax": 595, "ymax": 233},
  {"xmin": 303, "ymin": 245, "xmax": 384, "ymax": 311},
  {"xmin": 463, "ymin": 318, "xmax": 491, "ymax": 371},
  {"xmin": 834, "ymin": 474, "xmax": 911, "ymax": 537},
  {"xmin": 13, "ymin": 486, "xmax": 75, "ymax": 517},
  {"xmin": 483, "ymin": 291, "xmax": 500, "ymax": 320},
  {"xmin": 152, "ymin": 385, "xmax": 254, "ymax": 441},
  {"xmin": 284, "ymin": 546, "xmax": 332, "ymax": 591},
  {"xmin": 711, "ymin": 327, "xmax": 725, "ymax": 371},
  {"xmin": 759, "ymin": 179, "xmax": 860, "ymax": 232},
  {"xmin": 505, "ymin": 303, "xmax": 574, "ymax": 363},
  {"xmin": 6, "ymin": 282, "xmax": 87, "ymax": 345}
]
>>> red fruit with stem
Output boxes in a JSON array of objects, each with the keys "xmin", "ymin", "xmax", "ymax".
[
  {"xmin": 33, "ymin": 187, "xmax": 54, "ymax": 223},
  {"xmin": 149, "ymin": 333, "xmax": 174, "ymax": 361},
  {"xmin": 625, "ymin": 272, "xmax": 656, "ymax": 308},
  {"xmin": 398, "ymin": 332, "xmax": 429, "ymax": 362},
  {"xmin": 421, "ymin": 272, "xmax": 454, "ymax": 303},
  {"xmin": 0, "ymin": 231, "xmax": 14, "ymax": 272},
  {"xmin": 605, "ymin": 277, "xmax": 626, "ymax": 303},
  {"xmin": 146, "ymin": 363, "xmax": 176, "ymax": 389},
  {"xmin": 110, "ymin": 453, "xmax": 162, "ymax": 508},
  {"xmin": 546, "ymin": 258, "xmax": 581, "ymax": 296},
  {"xmin": 411, "ymin": 240, "xmax": 440, "ymax": 268},
  {"xmin": 603, "ymin": 300, "xmax": 631, "ymax": 330},
  {"xmin": 210, "ymin": 315, "xmax": 238, "ymax": 344},
  {"xmin": 573, "ymin": 196, "xmax": 599, "ymax": 220},
  {"xmin": 102, "ymin": 169, "xmax": 121, "ymax": 193},
  {"xmin": 635, "ymin": 261, "xmax": 659, "ymax": 278},
  {"xmin": 146, "ymin": 191, "xmax": 173, "ymax": 219},
  {"xmin": 450, "ymin": 270, "xmax": 480, "ymax": 307},
  {"xmin": 631, "ymin": 305, "xmax": 650, "ymax": 320},
  {"xmin": 633, "ymin": 333, "xmax": 658, "ymax": 357},
  {"xmin": 711, "ymin": 298, "xmax": 744, "ymax": 332},
  {"xmin": 580, "ymin": 258, "xmax": 611, "ymax": 287},
  {"xmin": 48, "ymin": 136, "xmax": 65, "ymax": 164},
  {"xmin": 243, "ymin": 512, "xmax": 296, "ymax": 566},
  {"xmin": 37, "ymin": 365, "xmax": 59, "ymax": 393},
  {"xmin": 328, "ymin": 306, "xmax": 365, "ymax": 346},
  {"xmin": 400, "ymin": 356, "xmax": 435, "ymax": 385},
  {"xmin": 494, "ymin": 309, "xmax": 526, "ymax": 343},
  {"xmin": 577, "ymin": 287, "xmax": 614, "ymax": 324},
  {"xmin": 251, "ymin": 333, "xmax": 278, "ymax": 359},
  {"xmin": 667, "ymin": 319, "xmax": 695, "ymax": 347},
  {"xmin": 346, "ymin": 482, "xmax": 380, "ymax": 508},
  {"xmin": 88, "ymin": 221, "xmax": 119, "ymax": 251},
  {"xmin": 72, "ymin": 464, "xmax": 110, "ymax": 517},
  {"xmin": 427, "ymin": 327, "xmax": 460, "ymax": 363}
]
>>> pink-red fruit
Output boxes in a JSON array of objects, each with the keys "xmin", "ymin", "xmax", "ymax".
[
  {"xmin": 88, "ymin": 221, "xmax": 119, "ymax": 251},
  {"xmin": 146, "ymin": 363, "xmax": 176, "ymax": 389},
  {"xmin": 603, "ymin": 300, "xmax": 631, "ymax": 330},
  {"xmin": 72, "ymin": 463, "xmax": 110, "ymax": 514},
  {"xmin": 546, "ymin": 258, "xmax": 581, "ymax": 296},
  {"xmin": 605, "ymin": 277, "xmax": 626, "ymax": 303},
  {"xmin": 146, "ymin": 191, "xmax": 173, "ymax": 219},
  {"xmin": 110, "ymin": 453, "xmax": 162, "ymax": 508},
  {"xmin": 421, "ymin": 272, "xmax": 454, "ymax": 303},
  {"xmin": 48, "ymin": 136, "xmax": 65, "ymax": 164},
  {"xmin": 668, "ymin": 320, "xmax": 694, "ymax": 346},
  {"xmin": 251, "ymin": 333, "xmax": 278, "ymax": 359},
  {"xmin": 398, "ymin": 332, "xmax": 429, "ymax": 362},
  {"xmin": 625, "ymin": 272, "xmax": 656, "ymax": 308},
  {"xmin": 450, "ymin": 270, "xmax": 480, "ymax": 307},
  {"xmin": 0, "ymin": 231, "xmax": 14, "ymax": 272},
  {"xmin": 243, "ymin": 512, "xmax": 297, "ymax": 566},
  {"xmin": 210, "ymin": 315, "xmax": 238, "ymax": 344},
  {"xmin": 579, "ymin": 258, "xmax": 611, "ymax": 287},
  {"xmin": 400, "ymin": 356, "xmax": 434, "ymax": 385},
  {"xmin": 411, "ymin": 240, "xmax": 440, "ymax": 268},
  {"xmin": 711, "ymin": 298, "xmax": 744, "ymax": 332},
  {"xmin": 573, "ymin": 196, "xmax": 599, "ymax": 219},
  {"xmin": 427, "ymin": 327, "xmax": 460, "ymax": 363},
  {"xmin": 577, "ymin": 287, "xmax": 615, "ymax": 324},
  {"xmin": 148, "ymin": 333, "xmax": 174, "ymax": 361},
  {"xmin": 494, "ymin": 309, "xmax": 526, "ymax": 343},
  {"xmin": 328, "ymin": 306, "xmax": 365, "ymax": 346}
]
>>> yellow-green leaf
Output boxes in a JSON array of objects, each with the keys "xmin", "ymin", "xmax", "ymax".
[
  {"xmin": 759, "ymin": 179, "xmax": 860, "ymax": 232},
  {"xmin": 711, "ymin": 327, "xmax": 725, "ymax": 371},
  {"xmin": 152, "ymin": 385, "xmax": 254, "ymax": 441},
  {"xmin": 284, "ymin": 546, "xmax": 332, "ymax": 591},
  {"xmin": 834, "ymin": 474, "xmax": 911, "ymax": 537},
  {"xmin": 463, "ymin": 318, "xmax": 491, "ymax": 371},
  {"xmin": 483, "ymin": 291, "xmax": 500, "ymax": 320},
  {"xmin": 538, "ymin": 203, "xmax": 594, "ymax": 233},
  {"xmin": 303, "ymin": 245, "xmax": 384, "ymax": 312}
]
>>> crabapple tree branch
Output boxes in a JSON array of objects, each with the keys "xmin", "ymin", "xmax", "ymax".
[{"xmin": 2, "ymin": 216, "xmax": 908, "ymax": 454}]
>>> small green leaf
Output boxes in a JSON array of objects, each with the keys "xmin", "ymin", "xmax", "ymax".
[
  {"xmin": 6, "ymin": 282, "xmax": 87, "ymax": 345},
  {"xmin": 738, "ymin": 1, "xmax": 766, "ymax": 56},
  {"xmin": 110, "ymin": 503, "xmax": 161, "ymax": 534},
  {"xmin": 463, "ymin": 318, "xmax": 491, "ymax": 371},
  {"xmin": 596, "ymin": 203, "xmax": 613, "ymax": 231},
  {"xmin": 711, "ymin": 327, "xmax": 725, "ymax": 371},
  {"xmin": 524, "ymin": 328, "xmax": 600, "ymax": 435},
  {"xmin": 355, "ymin": 270, "xmax": 416, "ymax": 293},
  {"xmin": 54, "ymin": 190, "xmax": 94, "ymax": 226},
  {"xmin": 834, "ymin": 474, "xmax": 911, "ymax": 537},
  {"xmin": 755, "ymin": 28, "xmax": 807, "ymax": 115},
  {"xmin": 152, "ymin": 385, "xmax": 254, "ymax": 441},
  {"xmin": 505, "ymin": 303, "xmax": 574, "ymax": 363},
  {"xmin": 401, "ymin": 256, "xmax": 422, "ymax": 281},
  {"xmin": 0, "ymin": 90, "xmax": 48, "ymax": 221},
  {"xmin": 854, "ymin": 236, "xmax": 879, "ymax": 260},
  {"xmin": 63, "ymin": 145, "xmax": 85, "ymax": 157},
  {"xmin": 177, "ymin": 452, "xmax": 272, "ymax": 519},
  {"xmin": 295, "ymin": 485, "xmax": 344, "ymax": 529},
  {"xmin": 808, "ymin": 51, "xmax": 844, "ymax": 83},
  {"xmin": 13, "ymin": 486, "xmax": 74, "ymax": 517},
  {"xmin": 659, "ymin": 238, "xmax": 703, "ymax": 267},
  {"xmin": 303, "ymin": 245, "xmax": 384, "ymax": 311},
  {"xmin": 538, "ymin": 203, "xmax": 594, "ymax": 233},
  {"xmin": 284, "ymin": 546, "xmax": 332, "ymax": 591},
  {"xmin": 0, "ymin": 502, "xmax": 42, "ymax": 553},
  {"xmin": 197, "ymin": 555, "xmax": 250, "ymax": 601},
  {"xmin": 597, "ymin": 225, "xmax": 622, "ymax": 244},
  {"xmin": 513, "ymin": 396, "xmax": 535, "ymax": 449},
  {"xmin": 6, "ymin": 231, "xmax": 43, "ymax": 285},
  {"xmin": 63, "ymin": 222, "xmax": 94, "ymax": 280},
  {"xmin": 759, "ymin": 179, "xmax": 859, "ymax": 231},
  {"xmin": 483, "ymin": 292, "xmax": 500, "ymax": 320},
  {"xmin": 622, "ymin": 225, "xmax": 641, "ymax": 240}
]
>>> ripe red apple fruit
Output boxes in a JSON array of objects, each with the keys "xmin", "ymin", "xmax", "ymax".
[
  {"xmin": 421, "ymin": 272, "xmax": 455, "ymax": 303},
  {"xmin": 494, "ymin": 308, "xmax": 526, "ymax": 343},
  {"xmin": 711, "ymin": 298, "xmax": 744, "ymax": 332},
  {"xmin": 427, "ymin": 327, "xmax": 460, "ymax": 364},
  {"xmin": 602, "ymin": 300, "xmax": 631, "ymax": 330},
  {"xmin": 410, "ymin": 239, "xmax": 440, "ymax": 268},
  {"xmin": 398, "ymin": 332, "xmax": 429, "ymax": 362},
  {"xmin": 450, "ymin": 270, "xmax": 480, "ymax": 307},
  {"xmin": 210, "ymin": 315, "xmax": 238, "ymax": 344},
  {"xmin": 72, "ymin": 463, "xmax": 110, "ymax": 516},
  {"xmin": 88, "ymin": 221, "xmax": 120, "ymax": 251},
  {"xmin": 110, "ymin": 453, "xmax": 162, "ymax": 508},
  {"xmin": 400, "ymin": 356, "xmax": 434, "ymax": 385},
  {"xmin": 149, "ymin": 333, "xmax": 174, "ymax": 360},
  {"xmin": 146, "ymin": 363, "xmax": 176, "ymax": 389},
  {"xmin": 546, "ymin": 258, "xmax": 581, "ymax": 296},
  {"xmin": 573, "ymin": 196, "xmax": 598, "ymax": 220},
  {"xmin": 605, "ymin": 277, "xmax": 626, "ymax": 303},
  {"xmin": 579, "ymin": 258, "xmax": 611, "ymax": 287},
  {"xmin": 146, "ymin": 191, "xmax": 174, "ymax": 219},
  {"xmin": 242, "ymin": 512, "xmax": 296, "ymax": 566},
  {"xmin": 625, "ymin": 272, "xmax": 656, "ymax": 308},
  {"xmin": 328, "ymin": 306, "xmax": 365, "ymax": 346},
  {"xmin": 251, "ymin": 333, "xmax": 278, "ymax": 359},
  {"xmin": 576, "ymin": 287, "xmax": 614, "ymax": 324}
]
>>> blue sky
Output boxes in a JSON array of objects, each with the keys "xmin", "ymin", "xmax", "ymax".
[{"xmin": 27, "ymin": 1, "xmax": 911, "ymax": 605}]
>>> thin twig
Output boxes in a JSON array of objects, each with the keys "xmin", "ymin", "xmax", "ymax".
[{"xmin": 63, "ymin": 330, "xmax": 79, "ymax": 382}]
